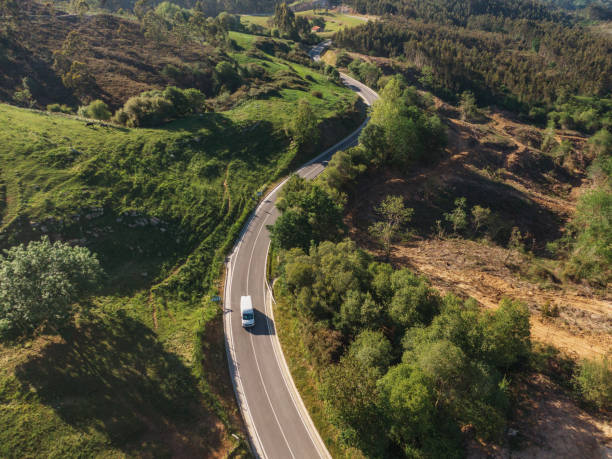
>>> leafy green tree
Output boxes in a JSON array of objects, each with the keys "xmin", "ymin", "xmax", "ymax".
[
  {"xmin": 369, "ymin": 261, "xmax": 394, "ymax": 303},
  {"xmin": 321, "ymin": 357, "xmax": 388, "ymax": 455},
  {"xmin": 471, "ymin": 205, "xmax": 491, "ymax": 233},
  {"xmin": 481, "ymin": 299, "xmax": 531, "ymax": 370},
  {"xmin": 79, "ymin": 99, "xmax": 111, "ymax": 120},
  {"xmin": 573, "ymin": 355, "xmax": 611, "ymax": 410},
  {"xmin": 349, "ymin": 329, "xmax": 393, "ymax": 375},
  {"xmin": 289, "ymin": 99, "xmax": 319, "ymax": 152},
  {"xmin": 61, "ymin": 61, "xmax": 95, "ymax": 99},
  {"xmin": 459, "ymin": 91, "xmax": 478, "ymax": 121},
  {"xmin": 368, "ymin": 76, "xmax": 446, "ymax": 168},
  {"xmin": 337, "ymin": 290, "xmax": 383, "ymax": 334},
  {"xmin": 370, "ymin": 77, "xmax": 420, "ymax": 166},
  {"xmin": 389, "ymin": 269, "xmax": 441, "ymax": 330},
  {"xmin": 445, "ymin": 197, "xmax": 468, "ymax": 234},
  {"xmin": 377, "ymin": 363, "xmax": 438, "ymax": 457},
  {"xmin": 368, "ymin": 195, "xmax": 413, "ymax": 258},
  {"xmin": 359, "ymin": 123, "xmax": 388, "ymax": 166},
  {"xmin": 318, "ymin": 147, "xmax": 367, "ymax": 200},
  {"xmin": 270, "ymin": 175, "xmax": 344, "ymax": 251},
  {"xmin": 0, "ymin": 237, "xmax": 103, "ymax": 338}
]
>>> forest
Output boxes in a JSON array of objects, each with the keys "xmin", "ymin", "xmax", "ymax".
[{"xmin": 334, "ymin": 18, "xmax": 611, "ymax": 122}]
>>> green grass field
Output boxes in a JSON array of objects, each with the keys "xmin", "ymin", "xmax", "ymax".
[
  {"xmin": 240, "ymin": 10, "xmax": 370, "ymax": 37},
  {"xmin": 0, "ymin": 37, "xmax": 359, "ymax": 457}
]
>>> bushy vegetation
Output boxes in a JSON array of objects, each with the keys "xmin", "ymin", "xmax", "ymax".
[
  {"xmin": 113, "ymin": 86, "xmax": 206, "ymax": 127},
  {"xmin": 573, "ymin": 355, "xmax": 612, "ymax": 410},
  {"xmin": 0, "ymin": 237, "xmax": 103, "ymax": 339},
  {"xmin": 269, "ymin": 175, "xmax": 344, "ymax": 251},
  {"xmin": 274, "ymin": 239, "xmax": 531, "ymax": 457},
  {"xmin": 78, "ymin": 99, "xmax": 112, "ymax": 120}
]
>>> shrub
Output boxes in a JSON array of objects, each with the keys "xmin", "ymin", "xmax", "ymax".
[
  {"xmin": 113, "ymin": 86, "xmax": 206, "ymax": 127},
  {"xmin": 573, "ymin": 356, "xmax": 612, "ymax": 409},
  {"xmin": 78, "ymin": 99, "xmax": 111, "ymax": 120},
  {"xmin": 335, "ymin": 51, "xmax": 353, "ymax": 68},
  {"xmin": 47, "ymin": 103, "xmax": 74, "ymax": 114}
]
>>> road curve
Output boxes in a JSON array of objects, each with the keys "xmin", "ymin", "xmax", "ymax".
[{"xmin": 223, "ymin": 68, "xmax": 379, "ymax": 458}]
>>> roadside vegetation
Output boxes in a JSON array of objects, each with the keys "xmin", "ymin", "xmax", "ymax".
[{"xmin": 270, "ymin": 64, "xmax": 611, "ymax": 455}]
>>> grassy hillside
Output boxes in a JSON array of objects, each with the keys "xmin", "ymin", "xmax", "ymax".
[{"xmin": 0, "ymin": 22, "xmax": 363, "ymax": 455}]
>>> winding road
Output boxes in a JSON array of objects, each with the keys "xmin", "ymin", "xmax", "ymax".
[{"xmin": 223, "ymin": 45, "xmax": 379, "ymax": 458}]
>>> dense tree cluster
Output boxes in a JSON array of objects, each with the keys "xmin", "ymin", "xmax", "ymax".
[
  {"xmin": 269, "ymin": 175, "xmax": 344, "ymax": 251},
  {"xmin": 334, "ymin": 17, "xmax": 612, "ymax": 121},
  {"xmin": 346, "ymin": 0, "xmax": 569, "ymax": 24},
  {"xmin": 277, "ymin": 240, "xmax": 531, "ymax": 457},
  {"xmin": 95, "ymin": 0, "xmax": 279, "ymax": 14},
  {"xmin": 317, "ymin": 77, "xmax": 446, "ymax": 204}
]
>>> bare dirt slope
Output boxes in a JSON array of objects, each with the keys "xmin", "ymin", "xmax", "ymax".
[
  {"xmin": 467, "ymin": 373, "xmax": 611, "ymax": 459},
  {"xmin": 346, "ymin": 102, "xmax": 610, "ymax": 361},
  {"xmin": 345, "ymin": 100, "xmax": 611, "ymax": 457}
]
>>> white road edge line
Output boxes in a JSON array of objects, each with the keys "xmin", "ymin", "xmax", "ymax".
[
  {"xmin": 223, "ymin": 64, "xmax": 379, "ymax": 459},
  {"xmin": 245, "ymin": 210, "xmax": 298, "ymax": 458},
  {"xmin": 225, "ymin": 252, "xmax": 268, "ymax": 458},
  {"xmin": 264, "ymin": 241, "xmax": 332, "ymax": 459}
]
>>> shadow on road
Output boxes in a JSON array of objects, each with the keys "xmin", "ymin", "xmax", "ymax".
[{"xmin": 246, "ymin": 309, "xmax": 276, "ymax": 336}]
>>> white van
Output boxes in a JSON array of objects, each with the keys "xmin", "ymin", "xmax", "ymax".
[{"xmin": 240, "ymin": 295, "xmax": 255, "ymax": 328}]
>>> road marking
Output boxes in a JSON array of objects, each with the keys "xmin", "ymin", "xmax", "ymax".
[
  {"xmin": 225, "ymin": 252, "xmax": 268, "ymax": 459},
  {"xmin": 223, "ymin": 65, "xmax": 380, "ymax": 459},
  {"xmin": 245, "ymin": 208, "xmax": 298, "ymax": 459}
]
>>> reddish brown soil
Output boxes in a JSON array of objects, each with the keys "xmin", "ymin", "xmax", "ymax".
[
  {"xmin": 467, "ymin": 374, "xmax": 611, "ymax": 458},
  {"xmin": 345, "ymin": 99, "xmax": 611, "ymax": 457},
  {"xmin": 345, "ymin": 101, "xmax": 610, "ymax": 361}
]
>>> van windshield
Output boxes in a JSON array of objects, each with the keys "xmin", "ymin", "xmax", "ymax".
[{"xmin": 242, "ymin": 313, "xmax": 254, "ymax": 321}]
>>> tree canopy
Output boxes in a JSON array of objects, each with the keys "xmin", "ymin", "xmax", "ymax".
[{"xmin": 0, "ymin": 237, "xmax": 103, "ymax": 338}]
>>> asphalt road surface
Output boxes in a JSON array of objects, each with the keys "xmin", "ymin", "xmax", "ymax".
[{"xmin": 224, "ymin": 49, "xmax": 379, "ymax": 459}]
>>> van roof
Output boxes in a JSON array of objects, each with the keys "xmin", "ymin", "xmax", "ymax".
[{"xmin": 240, "ymin": 295, "xmax": 253, "ymax": 312}]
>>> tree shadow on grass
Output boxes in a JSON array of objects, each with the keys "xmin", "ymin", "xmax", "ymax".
[{"xmin": 14, "ymin": 312, "xmax": 225, "ymax": 456}]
